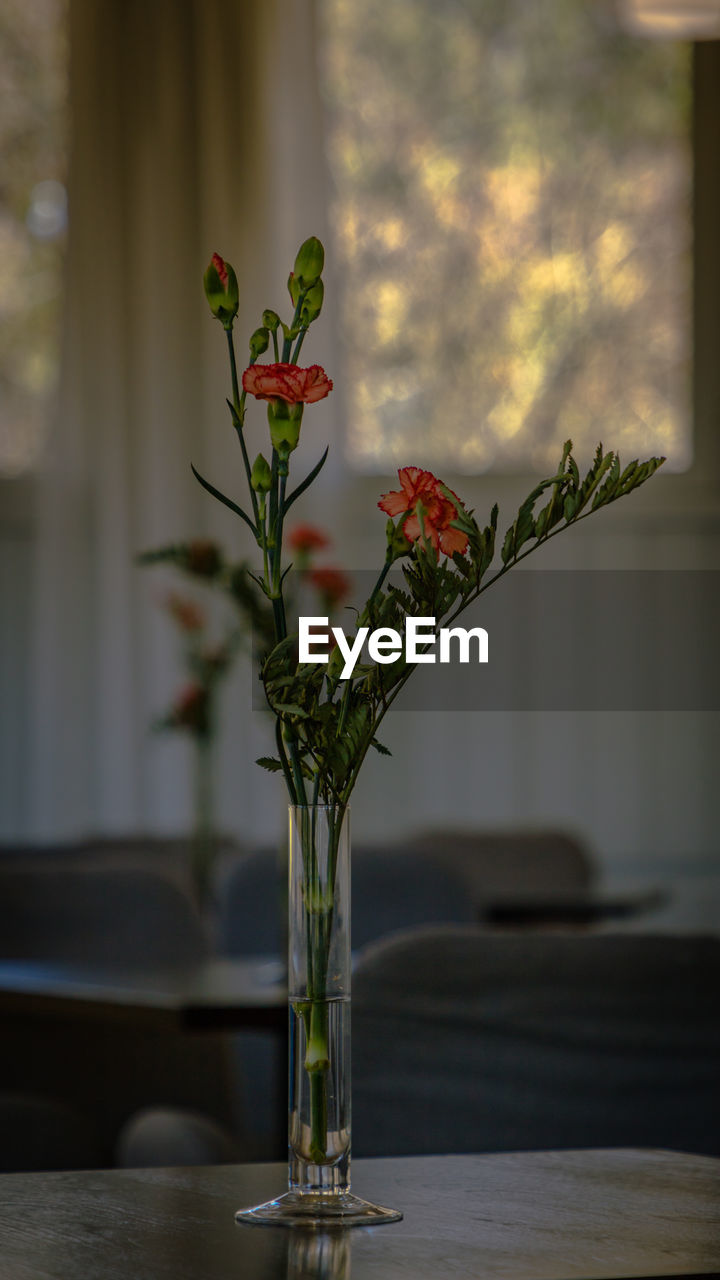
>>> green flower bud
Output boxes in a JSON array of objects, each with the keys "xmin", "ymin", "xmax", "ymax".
[
  {"xmin": 250, "ymin": 452, "xmax": 272, "ymax": 493},
  {"xmin": 249, "ymin": 326, "xmax": 270, "ymax": 358},
  {"xmin": 386, "ymin": 517, "xmax": 412, "ymax": 562},
  {"xmin": 262, "ymin": 309, "xmax": 280, "ymax": 332},
  {"xmin": 293, "ymin": 236, "xmax": 325, "ymax": 288},
  {"xmin": 300, "ymin": 279, "xmax": 324, "ymax": 326},
  {"xmin": 287, "ymin": 272, "xmax": 301, "ymax": 308},
  {"xmin": 203, "ymin": 253, "xmax": 239, "ymax": 328}
]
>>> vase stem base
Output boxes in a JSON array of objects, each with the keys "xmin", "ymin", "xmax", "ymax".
[{"xmin": 235, "ymin": 1190, "xmax": 403, "ymax": 1228}]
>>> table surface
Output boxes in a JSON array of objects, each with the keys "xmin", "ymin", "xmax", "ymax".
[
  {"xmin": 0, "ymin": 956, "xmax": 287, "ymax": 1030},
  {"xmin": 0, "ymin": 1148, "xmax": 717, "ymax": 1280}
]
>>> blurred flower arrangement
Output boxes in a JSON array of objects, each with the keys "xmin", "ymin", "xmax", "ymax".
[{"xmin": 139, "ymin": 531, "xmax": 350, "ymax": 904}]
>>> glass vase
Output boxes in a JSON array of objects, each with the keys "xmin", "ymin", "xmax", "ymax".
[{"xmin": 236, "ymin": 804, "xmax": 402, "ymax": 1227}]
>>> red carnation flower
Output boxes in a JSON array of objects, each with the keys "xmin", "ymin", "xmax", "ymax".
[
  {"xmin": 288, "ymin": 525, "xmax": 330, "ymax": 553},
  {"xmin": 171, "ymin": 683, "xmax": 210, "ymax": 734},
  {"xmin": 242, "ymin": 363, "xmax": 333, "ymax": 405},
  {"xmin": 309, "ymin": 567, "xmax": 351, "ymax": 608},
  {"xmin": 185, "ymin": 539, "xmax": 222, "ymax": 578},
  {"xmin": 165, "ymin": 593, "xmax": 205, "ymax": 633},
  {"xmin": 378, "ymin": 466, "xmax": 468, "ymax": 558}
]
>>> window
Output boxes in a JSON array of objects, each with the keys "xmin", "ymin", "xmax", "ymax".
[
  {"xmin": 320, "ymin": 0, "xmax": 691, "ymax": 475},
  {"xmin": 0, "ymin": 0, "xmax": 68, "ymax": 477}
]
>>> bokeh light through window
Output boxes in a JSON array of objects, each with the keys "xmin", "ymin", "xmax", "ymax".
[
  {"xmin": 0, "ymin": 0, "xmax": 67, "ymax": 477},
  {"xmin": 320, "ymin": 0, "xmax": 691, "ymax": 473}
]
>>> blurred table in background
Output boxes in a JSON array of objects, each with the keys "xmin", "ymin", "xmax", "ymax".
[
  {"xmin": 0, "ymin": 957, "xmax": 286, "ymax": 1031},
  {"xmin": 0, "ymin": 957, "xmax": 286, "ymax": 1165}
]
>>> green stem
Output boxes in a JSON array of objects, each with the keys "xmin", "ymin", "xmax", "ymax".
[
  {"xmin": 289, "ymin": 738, "xmax": 308, "ymax": 808},
  {"xmin": 275, "ymin": 718, "xmax": 297, "ymax": 805},
  {"xmin": 226, "ymin": 329, "xmax": 260, "ymax": 529},
  {"xmin": 273, "ymin": 472, "xmax": 289, "ymax": 595},
  {"xmin": 282, "ymin": 300, "xmax": 304, "ymax": 363},
  {"xmin": 307, "ymin": 1002, "xmax": 329, "ymax": 1162},
  {"xmin": 297, "ymin": 803, "xmax": 345, "ymax": 1162},
  {"xmin": 291, "ymin": 327, "xmax": 309, "ymax": 364},
  {"xmin": 192, "ymin": 733, "xmax": 215, "ymax": 907},
  {"xmin": 365, "ymin": 554, "xmax": 394, "ymax": 625},
  {"xmin": 267, "ymin": 449, "xmax": 280, "ymax": 591}
]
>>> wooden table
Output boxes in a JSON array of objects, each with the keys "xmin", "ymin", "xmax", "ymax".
[{"xmin": 0, "ymin": 1149, "xmax": 717, "ymax": 1279}]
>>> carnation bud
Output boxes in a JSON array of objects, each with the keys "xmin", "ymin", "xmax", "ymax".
[
  {"xmin": 300, "ymin": 279, "xmax": 324, "ymax": 326},
  {"xmin": 203, "ymin": 254, "xmax": 239, "ymax": 328},
  {"xmin": 250, "ymin": 452, "xmax": 272, "ymax": 493},
  {"xmin": 262, "ymin": 309, "xmax": 280, "ymax": 332},
  {"xmin": 249, "ymin": 326, "xmax": 270, "ymax": 358},
  {"xmin": 293, "ymin": 236, "xmax": 325, "ymax": 288}
]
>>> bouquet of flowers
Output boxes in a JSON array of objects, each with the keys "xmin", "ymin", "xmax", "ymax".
[{"xmin": 198, "ymin": 236, "xmax": 663, "ymax": 1223}]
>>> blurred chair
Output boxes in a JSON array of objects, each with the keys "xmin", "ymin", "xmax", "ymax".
[
  {"xmin": 216, "ymin": 849, "xmax": 286, "ymax": 956},
  {"xmin": 352, "ymin": 925, "xmax": 720, "ymax": 1158},
  {"xmin": 216, "ymin": 845, "xmax": 477, "ymax": 957},
  {"xmin": 351, "ymin": 846, "xmax": 477, "ymax": 949},
  {"xmin": 0, "ymin": 1093, "xmax": 103, "ymax": 1172},
  {"xmin": 115, "ymin": 1106, "xmax": 240, "ymax": 1168},
  {"xmin": 0, "ymin": 865, "xmax": 240, "ymax": 1166},
  {"xmin": 409, "ymin": 827, "xmax": 595, "ymax": 907},
  {"xmin": 0, "ymin": 865, "xmax": 207, "ymax": 968}
]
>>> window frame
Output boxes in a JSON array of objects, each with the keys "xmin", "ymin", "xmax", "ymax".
[{"xmin": 330, "ymin": 42, "xmax": 720, "ymax": 537}]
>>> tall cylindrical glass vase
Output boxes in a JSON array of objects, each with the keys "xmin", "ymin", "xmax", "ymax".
[{"xmin": 236, "ymin": 804, "xmax": 402, "ymax": 1227}]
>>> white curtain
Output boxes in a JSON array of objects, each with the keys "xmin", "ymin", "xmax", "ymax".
[{"xmin": 26, "ymin": 0, "xmax": 334, "ymax": 841}]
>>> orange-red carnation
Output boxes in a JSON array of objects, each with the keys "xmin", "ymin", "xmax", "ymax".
[
  {"xmin": 165, "ymin": 593, "xmax": 205, "ymax": 632},
  {"xmin": 185, "ymin": 539, "xmax": 222, "ymax": 577},
  {"xmin": 378, "ymin": 466, "xmax": 468, "ymax": 558},
  {"xmin": 172, "ymin": 683, "xmax": 209, "ymax": 734},
  {"xmin": 242, "ymin": 363, "xmax": 333, "ymax": 405},
  {"xmin": 288, "ymin": 524, "xmax": 330, "ymax": 553},
  {"xmin": 309, "ymin": 567, "xmax": 351, "ymax": 608}
]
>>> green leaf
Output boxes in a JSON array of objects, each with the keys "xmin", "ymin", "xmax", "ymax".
[
  {"xmin": 247, "ymin": 570, "xmax": 270, "ymax": 596},
  {"xmin": 191, "ymin": 464, "xmax": 257, "ymax": 536},
  {"xmin": 135, "ymin": 545, "xmax": 179, "ymax": 566},
  {"xmin": 283, "ymin": 446, "xmax": 330, "ymax": 514},
  {"xmin": 256, "ymin": 756, "xmax": 283, "ymax": 772},
  {"xmin": 264, "ymin": 635, "xmax": 299, "ymax": 670},
  {"xmin": 371, "ymin": 737, "xmax": 392, "ymax": 756},
  {"xmin": 592, "ymin": 454, "xmax": 621, "ymax": 509},
  {"xmin": 226, "ymin": 399, "xmax": 244, "ymax": 433},
  {"xmin": 501, "ymin": 525, "xmax": 515, "ymax": 564},
  {"xmin": 563, "ymin": 492, "xmax": 579, "ymax": 521},
  {"xmin": 272, "ymin": 702, "xmax": 308, "ymax": 718}
]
